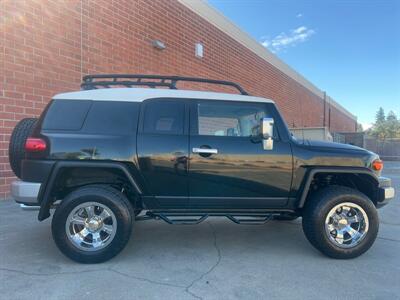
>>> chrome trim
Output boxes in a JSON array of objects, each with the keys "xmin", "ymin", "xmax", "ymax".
[
  {"xmin": 378, "ymin": 176, "xmax": 392, "ymax": 188},
  {"xmin": 383, "ymin": 187, "xmax": 395, "ymax": 199},
  {"xmin": 20, "ymin": 204, "xmax": 40, "ymax": 211},
  {"xmin": 66, "ymin": 202, "xmax": 117, "ymax": 251},
  {"xmin": 378, "ymin": 176, "xmax": 395, "ymax": 200},
  {"xmin": 193, "ymin": 147, "xmax": 218, "ymax": 154},
  {"xmin": 11, "ymin": 180, "xmax": 41, "ymax": 205},
  {"xmin": 325, "ymin": 202, "xmax": 369, "ymax": 249}
]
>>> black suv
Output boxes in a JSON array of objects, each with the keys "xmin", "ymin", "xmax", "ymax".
[{"xmin": 10, "ymin": 75, "xmax": 395, "ymax": 263}]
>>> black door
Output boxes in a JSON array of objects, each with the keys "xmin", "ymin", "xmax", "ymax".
[
  {"xmin": 137, "ymin": 98, "xmax": 189, "ymax": 208},
  {"xmin": 188, "ymin": 100, "xmax": 293, "ymax": 209}
]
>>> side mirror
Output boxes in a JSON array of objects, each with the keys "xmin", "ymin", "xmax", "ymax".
[
  {"xmin": 261, "ymin": 117, "xmax": 274, "ymax": 150},
  {"xmin": 261, "ymin": 117, "xmax": 274, "ymax": 139}
]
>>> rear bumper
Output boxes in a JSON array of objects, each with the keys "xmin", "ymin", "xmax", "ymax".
[
  {"xmin": 11, "ymin": 180, "xmax": 41, "ymax": 206},
  {"xmin": 377, "ymin": 177, "xmax": 395, "ymax": 208}
]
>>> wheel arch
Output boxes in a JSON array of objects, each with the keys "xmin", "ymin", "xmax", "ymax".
[
  {"xmin": 38, "ymin": 161, "xmax": 143, "ymax": 221},
  {"xmin": 297, "ymin": 167, "xmax": 380, "ymax": 209}
]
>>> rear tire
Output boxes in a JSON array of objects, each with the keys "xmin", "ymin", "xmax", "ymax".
[
  {"xmin": 52, "ymin": 185, "xmax": 134, "ymax": 263},
  {"xmin": 302, "ymin": 186, "xmax": 379, "ymax": 259},
  {"xmin": 8, "ymin": 118, "xmax": 38, "ymax": 178}
]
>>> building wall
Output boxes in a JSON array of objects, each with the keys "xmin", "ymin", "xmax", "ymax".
[{"xmin": 0, "ymin": 0, "xmax": 357, "ymax": 198}]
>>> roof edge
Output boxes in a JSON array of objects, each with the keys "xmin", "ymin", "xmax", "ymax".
[
  {"xmin": 52, "ymin": 87, "xmax": 274, "ymax": 103},
  {"xmin": 177, "ymin": 0, "xmax": 357, "ymax": 121}
]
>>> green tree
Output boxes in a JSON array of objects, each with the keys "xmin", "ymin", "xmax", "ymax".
[
  {"xmin": 386, "ymin": 111, "xmax": 400, "ymax": 138},
  {"xmin": 375, "ymin": 107, "xmax": 385, "ymax": 124},
  {"xmin": 369, "ymin": 108, "xmax": 400, "ymax": 140},
  {"xmin": 387, "ymin": 111, "xmax": 397, "ymax": 121}
]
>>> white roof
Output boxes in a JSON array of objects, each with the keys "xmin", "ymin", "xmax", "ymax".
[{"xmin": 53, "ymin": 88, "xmax": 274, "ymax": 104}]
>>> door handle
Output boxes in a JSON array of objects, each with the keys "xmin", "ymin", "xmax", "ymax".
[{"xmin": 192, "ymin": 148, "xmax": 218, "ymax": 154}]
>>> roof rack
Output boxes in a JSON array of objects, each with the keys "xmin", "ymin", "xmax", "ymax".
[{"xmin": 81, "ymin": 74, "xmax": 249, "ymax": 95}]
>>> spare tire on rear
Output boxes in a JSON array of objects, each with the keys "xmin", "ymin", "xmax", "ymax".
[{"xmin": 8, "ymin": 118, "xmax": 38, "ymax": 179}]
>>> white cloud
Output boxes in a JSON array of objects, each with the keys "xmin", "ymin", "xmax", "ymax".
[
  {"xmin": 293, "ymin": 26, "xmax": 307, "ymax": 34},
  {"xmin": 260, "ymin": 26, "xmax": 315, "ymax": 53},
  {"xmin": 296, "ymin": 13, "xmax": 303, "ymax": 18},
  {"xmin": 361, "ymin": 122, "xmax": 373, "ymax": 130},
  {"xmin": 261, "ymin": 40, "xmax": 270, "ymax": 48}
]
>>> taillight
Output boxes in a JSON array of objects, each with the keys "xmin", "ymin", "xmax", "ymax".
[
  {"xmin": 25, "ymin": 138, "xmax": 47, "ymax": 152},
  {"xmin": 372, "ymin": 159, "xmax": 383, "ymax": 171}
]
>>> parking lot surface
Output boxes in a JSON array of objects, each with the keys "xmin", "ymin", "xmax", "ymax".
[{"xmin": 1, "ymin": 162, "xmax": 399, "ymax": 299}]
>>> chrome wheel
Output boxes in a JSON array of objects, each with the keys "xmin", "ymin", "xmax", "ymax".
[
  {"xmin": 325, "ymin": 202, "xmax": 369, "ymax": 248},
  {"xmin": 66, "ymin": 202, "xmax": 117, "ymax": 251}
]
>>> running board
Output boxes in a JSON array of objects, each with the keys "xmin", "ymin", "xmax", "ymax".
[{"xmin": 138, "ymin": 212, "xmax": 275, "ymax": 225}]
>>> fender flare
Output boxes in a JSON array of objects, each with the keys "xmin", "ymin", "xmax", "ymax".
[
  {"xmin": 38, "ymin": 161, "xmax": 142, "ymax": 221},
  {"xmin": 297, "ymin": 167, "xmax": 379, "ymax": 208}
]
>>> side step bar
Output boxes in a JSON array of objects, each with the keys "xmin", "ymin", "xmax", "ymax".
[{"xmin": 138, "ymin": 211, "xmax": 276, "ymax": 225}]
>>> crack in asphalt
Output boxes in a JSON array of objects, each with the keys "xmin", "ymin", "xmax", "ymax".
[
  {"xmin": 108, "ymin": 268, "xmax": 186, "ymax": 289},
  {"xmin": 0, "ymin": 266, "xmax": 188, "ymax": 290},
  {"xmin": 184, "ymin": 222, "xmax": 222, "ymax": 300},
  {"xmin": 377, "ymin": 237, "xmax": 400, "ymax": 243},
  {"xmin": 0, "ymin": 222, "xmax": 223, "ymax": 300},
  {"xmin": 0, "ymin": 266, "xmax": 189, "ymax": 292}
]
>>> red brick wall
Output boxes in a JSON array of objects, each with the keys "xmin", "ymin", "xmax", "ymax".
[
  {"xmin": 0, "ymin": 0, "xmax": 356, "ymax": 199},
  {"xmin": 329, "ymin": 105, "xmax": 356, "ymax": 132}
]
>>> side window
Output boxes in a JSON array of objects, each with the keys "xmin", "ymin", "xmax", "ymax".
[
  {"xmin": 143, "ymin": 101, "xmax": 184, "ymax": 135},
  {"xmin": 83, "ymin": 101, "xmax": 139, "ymax": 135},
  {"xmin": 197, "ymin": 101, "xmax": 271, "ymax": 137},
  {"xmin": 42, "ymin": 99, "xmax": 92, "ymax": 131}
]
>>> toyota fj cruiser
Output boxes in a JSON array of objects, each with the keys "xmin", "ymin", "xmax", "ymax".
[{"xmin": 10, "ymin": 74, "xmax": 395, "ymax": 263}]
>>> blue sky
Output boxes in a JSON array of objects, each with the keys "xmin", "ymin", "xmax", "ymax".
[{"xmin": 208, "ymin": 0, "xmax": 400, "ymax": 128}]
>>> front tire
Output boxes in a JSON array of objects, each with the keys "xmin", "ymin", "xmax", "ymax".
[
  {"xmin": 52, "ymin": 185, "xmax": 134, "ymax": 263},
  {"xmin": 302, "ymin": 186, "xmax": 379, "ymax": 259}
]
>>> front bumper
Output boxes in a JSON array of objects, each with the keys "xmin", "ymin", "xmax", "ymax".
[
  {"xmin": 11, "ymin": 180, "xmax": 41, "ymax": 206},
  {"xmin": 377, "ymin": 177, "xmax": 395, "ymax": 208}
]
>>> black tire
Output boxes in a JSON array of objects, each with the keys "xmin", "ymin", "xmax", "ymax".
[
  {"xmin": 52, "ymin": 185, "xmax": 134, "ymax": 263},
  {"xmin": 8, "ymin": 118, "xmax": 38, "ymax": 178},
  {"xmin": 302, "ymin": 185, "xmax": 379, "ymax": 259}
]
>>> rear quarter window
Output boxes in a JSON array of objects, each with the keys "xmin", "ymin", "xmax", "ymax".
[
  {"xmin": 42, "ymin": 100, "xmax": 91, "ymax": 130},
  {"xmin": 42, "ymin": 100, "xmax": 140, "ymax": 135},
  {"xmin": 82, "ymin": 101, "xmax": 139, "ymax": 135}
]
